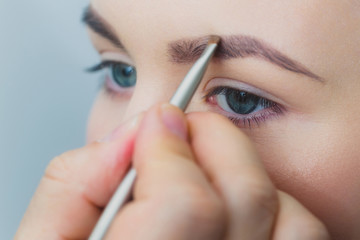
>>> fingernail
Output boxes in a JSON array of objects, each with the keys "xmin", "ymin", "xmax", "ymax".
[
  {"xmin": 97, "ymin": 114, "xmax": 143, "ymax": 142},
  {"xmin": 161, "ymin": 103, "xmax": 188, "ymax": 140}
]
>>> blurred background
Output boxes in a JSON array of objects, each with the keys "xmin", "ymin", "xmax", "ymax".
[{"xmin": 0, "ymin": 1, "xmax": 99, "ymax": 238}]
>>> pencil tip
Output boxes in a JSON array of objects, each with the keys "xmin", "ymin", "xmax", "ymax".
[{"xmin": 208, "ymin": 35, "xmax": 221, "ymax": 45}]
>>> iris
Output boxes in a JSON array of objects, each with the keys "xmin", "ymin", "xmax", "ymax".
[
  {"xmin": 111, "ymin": 63, "xmax": 136, "ymax": 88},
  {"xmin": 225, "ymin": 89, "xmax": 259, "ymax": 114}
]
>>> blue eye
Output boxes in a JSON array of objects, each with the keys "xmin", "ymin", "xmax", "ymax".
[
  {"xmin": 206, "ymin": 87, "xmax": 273, "ymax": 115},
  {"xmin": 205, "ymin": 86, "xmax": 284, "ymax": 128},
  {"xmin": 87, "ymin": 61, "xmax": 137, "ymax": 88},
  {"xmin": 224, "ymin": 89, "xmax": 260, "ymax": 114},
  {"xmin": 110, "ymin": 63, "xmax": 136, "ymax": 88}
]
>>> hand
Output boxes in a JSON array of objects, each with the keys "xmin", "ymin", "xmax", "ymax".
[
  {"xmin": 15, "ymin": 114, "xmax": 141, "ymax": 239},
  {"xmin": 102, "ymin": 103, "xmax": 331, "ymax": 239},
  {"xmin": 186, "ymin": 111, "xmax": 331, "ymax": 240},
  {"xmin": 107, "ymin": 103, "xmax": 330, "ymax": 239},
  {"xmin": 15, "ymin": 103, "xmax": 331, "ymax": 240}
]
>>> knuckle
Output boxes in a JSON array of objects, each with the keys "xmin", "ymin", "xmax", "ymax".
[
  {"xmin": 161, "ymin": 142, "xmax": 194, "ymax": 161},
  {"xmin": 44, "ymin": 152, "xmax": 75, "ymax": 184},
  {"xmin": 139, "ymin": 135, "xmax": 192, "ymax": 156},
  {"xmin": 171, "ymin": 184, "xmax": 226, "ymax": 229},
  {"xmin": 44, "ymin": 142, "xmax": 102, "ymax": 184},
  {"xmin": 136, "ymin": 143, "xmax": 194, "ymax": 173},
  {"xmin": 236, "ymin": 178, "xmax": 278, "ymax": 218},
  {"xmin": 188, "ymin": 111, "xmax": 229, "ymax": 130}
]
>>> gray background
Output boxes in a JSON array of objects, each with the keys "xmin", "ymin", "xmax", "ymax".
[{"xmin": 0, "ymin": 1, "xmax": 99, "ymax": 238}]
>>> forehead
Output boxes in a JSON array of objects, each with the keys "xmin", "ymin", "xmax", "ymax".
[
  {"xmin": 92, "ymin": 0, "xmax": 358, "ymax": 34},
  {"xmin": 91, "ymin": 0, "xmax": 360, "ymax": 81}
]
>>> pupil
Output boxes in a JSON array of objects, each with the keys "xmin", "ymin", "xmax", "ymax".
[
  {"xmin": 225, "ymin": 89, "xmax": 259, "ymax": 114},
  {"xmin": 112, "ymin": 63, "xmax": 136, "ymax": 88},
  {"xmin": 122, "ymin": 66, "xmax": 134, "ymax": 77}
]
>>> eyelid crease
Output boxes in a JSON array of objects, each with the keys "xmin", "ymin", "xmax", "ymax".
[
  {"xmin": 87, "ymin": 61, "xmax": 116, "ymax": 72},
  {"xmin": 100, "ymin": 52, "xmax": 135, "ymax": 66},
  {"xmin": 86, "ymin": 55, "xmax": 135, "ymax": 73}
]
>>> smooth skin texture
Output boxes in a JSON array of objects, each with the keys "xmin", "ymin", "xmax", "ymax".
[{"xmin": 16, "ymin": 0, "xmax": 360, "ymax": 239}]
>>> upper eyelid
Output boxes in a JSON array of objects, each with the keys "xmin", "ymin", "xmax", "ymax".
[
  {"xmin": 87, "ymin": 60, "xmax": 117, "ymax": 72},
  {"xmin": 204, "ymin": 78, "xmax": 289, "ymax": 107},
  {"xmin": 204, "ymin": 86, "xmax": 270, "ymax": 103},
  {"xmin": 87, "ymin": 60, "xmax": 135, "ymax": 73},
  {"xmin": 99, "ymin": 51, "xmax": 135, "ymax": 66}
]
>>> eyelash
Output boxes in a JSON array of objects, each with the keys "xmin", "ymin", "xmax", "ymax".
[
  {"xmin": 87, "ymin": 60, "xmax": 116, "ymax": 72},
  {"xmin": 87, "ymin": 60, "xmax": 135, "ymax": 97},
  {"xmin": 88, "ymin": 61, "xmax": 285, "ymax": 128},
  {"xmin": 204, "ymin": 86, "xmax": 285, "ymax": 128}
]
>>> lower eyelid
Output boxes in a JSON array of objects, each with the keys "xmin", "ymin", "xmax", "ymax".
[
  {"xmin": 204, "ymin": 91, "xmax": 285, "ymax": 128},
  {"xmin": 103, "ymin": 75, "xmax": 134, "ymax": 99},
  {"xmin": 210, "ymin": 106, "xmax": 284, "ymax": 128}
]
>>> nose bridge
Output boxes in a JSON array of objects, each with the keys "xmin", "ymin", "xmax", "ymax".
[{"xmin": 122, "ymin": 77, "xmax": 178, "ymax": 120}]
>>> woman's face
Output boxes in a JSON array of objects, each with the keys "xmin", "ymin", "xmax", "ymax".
[{"xmin": 85, "ymin": 0, "xmax": 360, "ymax": 239}]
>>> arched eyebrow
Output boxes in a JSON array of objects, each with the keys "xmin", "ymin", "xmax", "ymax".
[
  {"xmin": 82, "ymin": 6, "xmax": 125, "ymax": 49},
  {"xmin": 168, "ymin": 36, "xmax": 323, "ymax": 81},
  {"xmin": 82, "ymin": 6, "xmax": 322, "ymax": 82}
]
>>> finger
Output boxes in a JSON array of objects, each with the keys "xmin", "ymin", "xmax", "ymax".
[
  {"xmin": 106, "ymin": 104, "xmax": 226, "ymax": 240},
  {"xmin": 187, "ymin": 112, "xmax": 278, "ymax": 240},
  {"xmin": 272, "ymin": 191, "xmax": 330, "ymax": 240},
  {"xmin": 15, "ymin": 114, "xmax": 142, "ymax": 240}
]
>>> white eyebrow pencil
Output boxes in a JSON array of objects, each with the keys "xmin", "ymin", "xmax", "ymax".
[{"xmin": 89, "ymin": 35, "xmax": 220, "ymax": 240}]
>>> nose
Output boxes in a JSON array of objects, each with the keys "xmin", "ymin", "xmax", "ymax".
[{"xmin": 121, "ymin": 76, "xmax": 179, "ymax": 120}]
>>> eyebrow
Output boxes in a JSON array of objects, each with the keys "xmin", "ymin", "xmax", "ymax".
[
  {"xmin": 82, "ymin": 6, "xmax": 125, "ymax": 49},
  {"xmin": 82, "ymin": 6, "xmax": 322, "ymax": 81},
  {"xmin": 169, "ymin": 36, "xmax": 322, "ymax": 81}
]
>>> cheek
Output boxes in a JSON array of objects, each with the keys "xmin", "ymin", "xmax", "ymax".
[
  {"xmin": 254, "ymin": 119, "xmax": 360, "ymax": 239},
  {"xmin": 86, "ymin": 92, "xmax": 129, "ymax": 143}
]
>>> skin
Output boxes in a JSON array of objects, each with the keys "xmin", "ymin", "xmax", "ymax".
[{"xmin": 15, "ymin": 0, "xmax": 360, "ymax": 239}]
